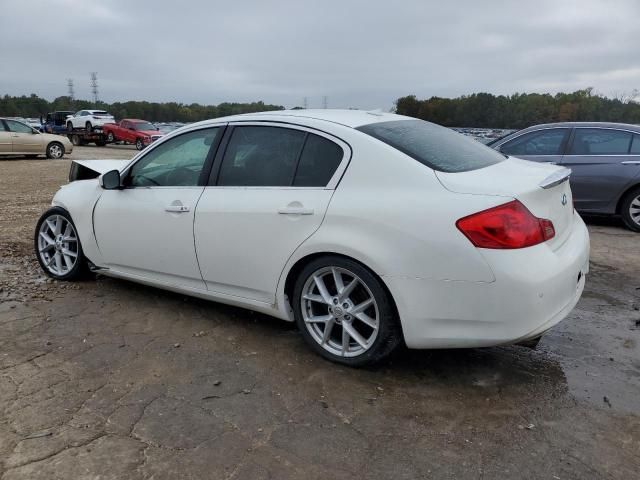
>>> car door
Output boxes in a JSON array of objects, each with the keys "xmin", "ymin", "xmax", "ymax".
[
  {"xmin": 194, "ymin": 123, "xmax": 350, "ymax": 303},
  {"xmin": 560, "ymin": 127, "xmax": 639, "ymax": 212},
  {"xmin": 5, "ymin": 119, "xmax": 43, "ymax": 153},
  {"xmin": 498, "ymin": 127, "xmax": 571, "ymax": 165},
  {"xmin": 93, "ymin": 126, "xmax": 224, "ymax": 289},
  {"xmin": 0, "ymin": 120, "xmax": 12, "ymax": 153}
]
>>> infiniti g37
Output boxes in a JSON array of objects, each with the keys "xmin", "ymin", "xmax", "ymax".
[{"xmin": 34, "ymin": 110, "xmax": 589, "ymax": 366}]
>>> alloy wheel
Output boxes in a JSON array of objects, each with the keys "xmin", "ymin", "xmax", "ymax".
[
  {"xmin": 48, "ymin": 144, "xmax": 63, "ymax": 159},
  {"xmin": 37, "ymin": 214, "xmax": 79, "ymax": 276},
  {"xmin": 301, "ymin": 266, "xmax": 379, "ymax": 357}
]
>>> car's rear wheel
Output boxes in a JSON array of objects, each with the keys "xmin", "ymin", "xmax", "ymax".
[
  {"xmin": 67, "ymin": 121, "xmax": 74, "ymax": 132},
  {"xmin": 46, "ymin": 142, "xmax": 64, "ymax": 159},
  {"xmin": 135, "ymin": 138, "xmax": 144, "ymax": 150},
  {"xmin": 293, "ymin": 256, "xmax": 402, "ymax": 366},
  {"xmin": 95, "ymin": 139, "xmax": 106, "ymax": 147},
  {"xmin": 85, "ymin": 121, "xmax": 93, "ymax": 132},
  {"xmin": 621, "ymin": 186, "xmax": 640, "ymax": 232},
  {"xmin": 35, "ymin": 207, "xmax": 86, "ymax": 280}
]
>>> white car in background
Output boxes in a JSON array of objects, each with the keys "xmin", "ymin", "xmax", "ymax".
[
  {"xmin": 66, "ymin": 109, "xmax": 115, "ymax": 132},
  {"xmin": 34, "ymin": 110, "xmax": 589, "ymax": 366}
]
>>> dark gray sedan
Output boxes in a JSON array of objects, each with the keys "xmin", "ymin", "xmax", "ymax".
[{"xmin": 489, "ymin": 122, "xmax": 640, "ymax": 231}]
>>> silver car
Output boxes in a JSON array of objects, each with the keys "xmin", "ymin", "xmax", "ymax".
[{"xmin": 490, "ymin": 122, "xmax": 640, "ymax": 231}]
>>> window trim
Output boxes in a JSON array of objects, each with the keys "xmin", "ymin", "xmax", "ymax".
[
  {"xmin": 565, "ymin": 127, "xmax": 640, "ymax": 157},
  {"xmin": 499, "ymin": 127, "xmax": 572, "ymax": 156},
  {"xmin": 120, "ymin": 125, "xmax": 226, "ymax": 189},
  {"xmin": 207, "ymin": 121, "xmax": 352, "ymax": 190}
]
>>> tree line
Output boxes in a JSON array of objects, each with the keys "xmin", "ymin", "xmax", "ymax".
[
  {"xmin": 395, "ymin": 89, "xmax": 640, "ymax": 129},
  {"xmin": 0, "ymin": 94, "xmax": 284, "ymax": 122}
]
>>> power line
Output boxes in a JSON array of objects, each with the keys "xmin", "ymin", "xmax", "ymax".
[{"xmin": 90, "ymin": 72, "xmax": 99, "ymax": 105}]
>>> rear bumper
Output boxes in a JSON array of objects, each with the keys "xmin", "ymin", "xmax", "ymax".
[{"xmin": 384, "ymin": 214, "xmax": 590, "ymax": 349}]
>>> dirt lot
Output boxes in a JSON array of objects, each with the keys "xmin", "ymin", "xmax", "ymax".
[{"xmin": 1, "ymin": 146, "xmax": 639, "ymax": 479}]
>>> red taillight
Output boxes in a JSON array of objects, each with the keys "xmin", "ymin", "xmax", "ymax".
[{"xmin": 456, "ymin": 200, "xmax": 555, "ymax": 249}]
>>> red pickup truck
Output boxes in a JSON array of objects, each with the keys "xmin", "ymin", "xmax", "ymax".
[{"xmin": 103, "ymin": 119, "xmax": 164, "ymax": 150}]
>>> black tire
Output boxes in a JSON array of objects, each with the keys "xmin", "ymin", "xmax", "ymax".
[
  {"xmin": 85, "ymin": 121, "xmax": 93, "ymax": 132},
  {"xmin": 292, "ymin": 255, "xmax": 402, "ymax": 367},
  {"xmin": 106, "ymin": 131, "xmax": 115, "ymax": 143},
  {"xmin": 620, "ymin": 186, "xmax": 640, "ymax": 232},
  {"xmin": 67, "ymin": 121, "xmax": 74, "ymax": 132},
  {"xmin": 95, "ymin": 139, "xmax": 107, "ymax": 147},
  {"xmin": 135, "ymin": 138, "xmax": 144, "ymax": 150},
  {"xmin": 46, "ymin": 142, "xmax": 64, "ymax": 159},
  {"xmin": 34, "ymin": 207, "xmax": 87, "ymax": 281}
]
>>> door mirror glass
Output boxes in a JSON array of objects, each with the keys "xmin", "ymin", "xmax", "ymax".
[{"xmin": 100, "ymin": 170, "xmax": 121, "ymax": 189}]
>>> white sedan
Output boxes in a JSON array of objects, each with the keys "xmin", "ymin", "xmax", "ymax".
[
  {"xmin": 34, "ymin": 110, "xmax": 589, "ymax": 366},
  {"xmin": 66, "ymin": 109, "xmax": 115, "ymax": 132}
]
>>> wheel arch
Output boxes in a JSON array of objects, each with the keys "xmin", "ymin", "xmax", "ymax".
[
  {"xmin": 615, "ymin": 182, "xmax": 640, "ymax": 214},
  {"xmin": 281, "ymin": 251, "xmax": 402, "ymax": 334}
]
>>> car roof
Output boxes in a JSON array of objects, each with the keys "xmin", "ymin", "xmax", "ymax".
[
  {"xmin": 189, "ymin": 109, "xmax": 409, "ymax": 129},
  {"xmin": 516, "ymin": 121, "xmax": 640, "ymax": 133}
]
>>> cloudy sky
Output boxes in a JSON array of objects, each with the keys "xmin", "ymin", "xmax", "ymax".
[{"xmin": 1, "ymin": 0, "xmax": 639, "ymax": 109}]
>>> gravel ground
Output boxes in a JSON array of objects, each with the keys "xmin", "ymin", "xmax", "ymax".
[{"xmin": 0, "ymin": 148, "xmax": 639, "ymax": 479}]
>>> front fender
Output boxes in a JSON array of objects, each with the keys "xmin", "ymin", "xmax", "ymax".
[{"xmin": 51, "ymin": 180, "xmax": 104, "ymax": 265}]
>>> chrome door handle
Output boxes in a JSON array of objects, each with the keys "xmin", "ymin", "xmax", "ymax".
[
  {"xmin": 278, "ymin": 207, "xmax": 314, "ymax": 215},
  {"xmin": 621, "ymin": 161, "xmax": 640, "ymax": 165},
  {"xmin": 165, "ymin": 205, "xmax": 190, "ymax": 213}
]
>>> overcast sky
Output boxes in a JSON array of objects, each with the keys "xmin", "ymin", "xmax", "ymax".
[{"xmin": 1, "ymin": 0, "xmax": 639, "ymax": 110}]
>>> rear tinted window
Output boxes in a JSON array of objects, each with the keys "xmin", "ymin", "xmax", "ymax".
[
  {"xmin": 293, "ymin": 134, "xmax": 344, "ymax": 186},
  {"xmin": 357, "ymin": 120, "xmax": 504, "ymax": 173},
  {"xmin": 569, "ymin": 128, "xmax": 632, "ymax": 155},
  {"xmin": 631, "ymin": 134, "xmax": 640, "ymax": 154}
]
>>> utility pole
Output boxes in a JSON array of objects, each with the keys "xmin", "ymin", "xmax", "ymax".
[
  {"xmin": 67, "ymin": 79, "xmax": 75, "ymax": 101},
  {"xmin": 303, "ymin": 97, "xmax": 308, "ymax": 109},
  {"xmin": 322, "ymin": 96, "xmax": 328, "ymax": 109},
  {"xmin": 90, "ymin": 72, "xmax": 99, "ymax": 105}
]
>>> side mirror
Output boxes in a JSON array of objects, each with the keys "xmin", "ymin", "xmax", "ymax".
[
  {"xmin": 31, "ymin": 129, "xmax": 39, "ymax": 134},
  {"xmin": 100, "ymin": 170, "xmax": 121, "ymax": 190}
]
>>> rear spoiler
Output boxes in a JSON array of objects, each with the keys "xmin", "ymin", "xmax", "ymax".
[{"xmin": 539, "ymin": 168, "xmax": 571, "ymax": 189}]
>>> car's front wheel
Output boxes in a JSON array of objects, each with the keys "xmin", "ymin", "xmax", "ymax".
[
  {"xmin": 46, "ymin": 142, "xmax": 64, "ymax": 159},
  {"xmin": 293, "ymin": 256, "xmax": 402, "ymax": 366},
  {"xmin": 107, "ymin": 131, "xmax": 115, "ymax": 143},
  {"xmin": 85, "ymin": 121, "xmax": 93, "ymax": 132},
  {"xmin": 621, "ymin": 186, "xmax": 640, "ymax": 232},
  {"xmin": 34, "ymin": 207, "xmax": 86, "ymax": 280},
  {"xmin": 135, "ymin": 138, "xmax": 144, "ymax": 150}
]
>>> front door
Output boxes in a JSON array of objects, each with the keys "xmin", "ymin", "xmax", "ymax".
[
  {"xmin": 499, "ymin": 127, "xmax": 571, "ymax": 165},
  {"xmin": 5, "ymin": 119, "xmax": 43, "ymax": 154},
  {"xmin": 194, "ymin": 124, "xmax": 349, "ymax": 303},
  {"xmin": 93, "ymin": 126, "xmax": 223, "ymax": 290},
  {"xmin": 561, "ymin": 127, "xmax": 640, "ymax": 212}
]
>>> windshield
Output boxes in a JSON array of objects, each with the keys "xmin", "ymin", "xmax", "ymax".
[
  {"xmin": 133, "ymin": 122, "xmax": 156, "ymax": 131},
  {"xmin": 357, "ymin": 119, "xmax": 506, "ymax": 173}
]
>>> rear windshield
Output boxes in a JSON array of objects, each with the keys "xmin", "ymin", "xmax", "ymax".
[
  {"xmin": 91, "ymin": 111, "xmax": 110, "ymax": 115},
  {"xmin": 357, "ymin": 119, "xmax": 505, "ymax": 173}
]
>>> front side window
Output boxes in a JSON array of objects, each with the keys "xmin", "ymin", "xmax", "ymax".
[
  {"xmin": 127, "ymin": 127, "xmax": 220, "ymax": 187},
  {"xmin": 217, "ymin": 126, "xmax": 306, "ymax": 186},
  {"xmin": 501, "ymin": 128, "xmax": 569, "ymax": 156},
  {"xmin": 569, "ymin": 129, "xmax": 632, "ymax": 155},
  {"xmin": 357, "ymin": 119, "xmax": 505, "ymax": 173},
  {"xmin": 5, "ymin": 120, "xmax": 34, "ymax": 134}
]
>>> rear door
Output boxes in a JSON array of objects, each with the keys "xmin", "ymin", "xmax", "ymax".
[
  {"xmin": 498, "ymin": 127, "xmax": 571, "ymax": 165},
  {"xmin": 0, "ymin": 121, "xmax": 12, "ymax": 153},
  {"xmin": 194, "ymin": 123, "xmax": 350, "ymax": 303},
  {"xmin": 561, "ymin": 127, "xmax": 638, "ymax": 212},
  {"xmin": 5, "ymin": 119, "xmax": 43, "ymax": 154}
]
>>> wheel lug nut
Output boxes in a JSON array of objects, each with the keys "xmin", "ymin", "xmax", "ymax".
[
  {"xmin": 333, "ymin": 298, "xmax": 338, "ymax": 305},
  {"xmin": 342, "ymin": 303, "xmax": 349, "ymax": 309}
]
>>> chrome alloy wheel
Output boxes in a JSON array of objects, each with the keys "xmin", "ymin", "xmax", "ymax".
[
  {"xmin": 37, "ymin": 214, "xmax": 79, "ymax": 276},
  {"xmin": 629, "ymin": 194, "xmax": 640, "ymax": 227},
  {"xmin": 301, "ymin": 266, "xmax": 379, "ymax": 357}
]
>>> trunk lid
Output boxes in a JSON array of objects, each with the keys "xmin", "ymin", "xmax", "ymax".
[{"xmin": 436, "ymin": 157, "xmax": 575, "ymax": 249}]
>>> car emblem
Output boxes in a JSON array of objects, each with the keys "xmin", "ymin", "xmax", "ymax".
[{"xmin": 561, "ymin": 194, "xmax": 568, "ymax": 206}]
